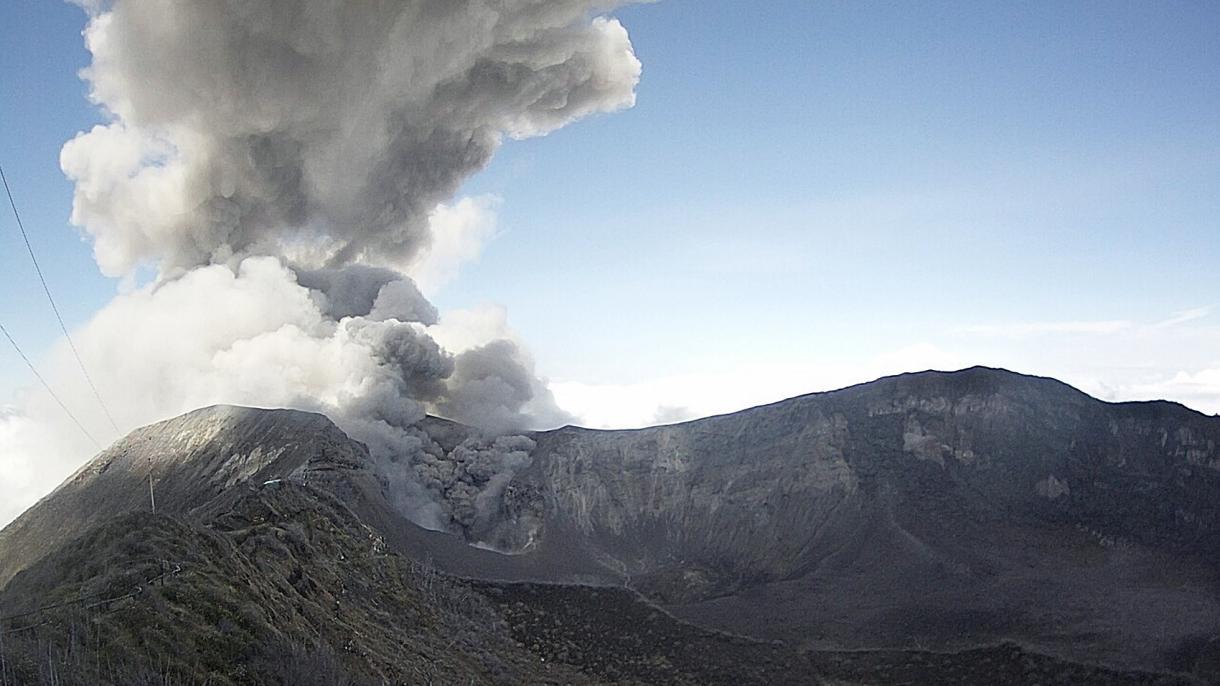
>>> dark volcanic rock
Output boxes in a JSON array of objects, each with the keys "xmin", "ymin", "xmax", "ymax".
[
  {"xmin": 522, "ymin": 368, "xmax": 1220, "ymax": 586},
  {"xmin": 0, "ymin": 483, "xmax": 1193, "ymax": 684},
  {"xmin": 2, "ymin": 366, "xmax": 1218, "ymax": 680},
  {"xmin": 477, "ymin": 581, "xmax": 1194, "ymax": 686},
  {"xmin": 497, "ymin": 368, "xmax": 1220, "ymax": 675}
]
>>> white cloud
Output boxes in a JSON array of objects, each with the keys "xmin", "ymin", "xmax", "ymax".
[
  {"xmin": 551, "ymin": 343, "xmax": 969, "ymax": 429},
  {"xmin": 1108, "ymin": 368, "xmax": 1220, "ymax": 415},
  {"xmin": 408, "ymin": 197, "xmax": 501, "ymax": 296},
  {"xmin": 0, "ymin": 257, "xmax": 568, "ymax": 529},
  {"xmin": 957, "ymin": 320, "xmax": 1133, "ymax": 337},
  {"xmin": 427, "ymin": 305, "xmax": 517, "ymax": 355},
  {"xmin": 1153, "ymin": 306, "xmax": 1212, "ymax": 329},
  {"xmin": 548, "ymin": 304, "xmax": 1220, "ymax": 429},
  {"xmin": 960, "ymin": 308, "xmax": 1214, "ymax": 339},
  {"xmin": 0, "ymin": 408, "xmax": 46, "ymax": 526}
]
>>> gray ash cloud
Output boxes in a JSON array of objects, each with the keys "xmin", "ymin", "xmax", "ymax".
[{"xmin": 31, "ymin": 0, "xmax": 643, "ymax": 536}]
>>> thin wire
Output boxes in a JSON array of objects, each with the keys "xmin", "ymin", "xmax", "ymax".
[
  {"xmin": 0, "ymin": 163, "xmax": 120, "ymax": 434},
  {"xmin": 0, "ymin": 321, "xmax": 101, "ymax": 451}
]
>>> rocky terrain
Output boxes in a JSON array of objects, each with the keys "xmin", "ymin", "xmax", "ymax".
[
  {"xmin": 0, "ymin": 406, "xmax": 371, "ymax": 589},
  {"xmin": 2, "ymin": 367, "xmax": 1218, "ymax": 683},
  {"xmin": 515, "ymin": 368, "xmax": 1220, "ymax": 674},
  {"xmin": 0, "ymin": 483, "xmax": 596, "ymax": 685},
  {"xmin": 0, "ymin": 482, "xmax": 1196, "ymax": 685}
]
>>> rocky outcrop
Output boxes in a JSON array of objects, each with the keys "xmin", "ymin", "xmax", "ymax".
[
  {"xmin": 500, "ymin": 367, "xmax": 1220, "ymax": 673},
  {"xmin": 515, "ymin": 367, "xmax": 1220, "ymax": 590}
]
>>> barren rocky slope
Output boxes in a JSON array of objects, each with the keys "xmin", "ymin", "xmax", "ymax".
[
  {"xmin": 0, "ymin": 483, "xmax": 600, "ymax": 685},
  {"xmin": 0, "ymin": 406, "xmax": 370, "ymax": 589},
  {"xmin": 2, "ymin": 367, "xmax": 1218, "ymax": 681},
  {"xmin": 0, "ymin": 482, "xmax": 1195, "ymax": 685},
  {"xmin": 510, "ymin": 368, "xmax": 1220, "ymax": 673},
  {"xmin": 524, "ymin": 367, "xmax": 1220, "ymax": 586}
]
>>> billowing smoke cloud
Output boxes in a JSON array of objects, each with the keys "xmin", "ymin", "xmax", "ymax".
[
  {"xmin": 411, "ymin": 434, "xmax": 538, "ymax": 535},
  {"xmin": 63, "ymin": 0, "xmax": 640, "ymax": 277},
  {"xmin": 0, "ymin": 0, "xmax": 641, "ymax": 535}
]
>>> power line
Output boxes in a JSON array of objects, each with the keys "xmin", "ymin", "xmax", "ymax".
[
  {"xmin": 0, "ymin": 321, "xmax": 101, "ymax": 451},
  {"xmin": 0, "ymin": 163, "xmax": 120, "ymax": 434}
]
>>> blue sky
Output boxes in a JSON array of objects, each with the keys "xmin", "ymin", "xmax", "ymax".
[{"xmin": 2, "ymin": 1, "xmax": 1219, "ymax": 426}]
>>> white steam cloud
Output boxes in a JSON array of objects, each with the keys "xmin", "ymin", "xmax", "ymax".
[{"xmin": 0, "ymin": 0, "xmax": 642, "ymax": 533}]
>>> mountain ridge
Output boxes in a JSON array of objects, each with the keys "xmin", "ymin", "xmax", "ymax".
[
  {"xmin": 552, "ymin": 365, "xmax": 1213, "ymax": 436},
  {"xmin": 2, "ymin": 366, "xmax": 1218, "ymax": 679}
]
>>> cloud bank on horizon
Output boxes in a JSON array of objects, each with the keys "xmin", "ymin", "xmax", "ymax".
[
  {"xmin": 549, "ymin": 317, "xmax": 1220, "ymax": 432},
  {"xmin": 0, "ymin": 0, "xmax": 642, "ymax": 530}
]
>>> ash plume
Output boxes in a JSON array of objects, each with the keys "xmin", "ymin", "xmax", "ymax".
[
  {"xmin": 63, "ymin": 0, "xmax": 640, "ymax": 276},
  {"xmin": 0, "ymin": 0, "xmax": 642, "ymax": 534}
]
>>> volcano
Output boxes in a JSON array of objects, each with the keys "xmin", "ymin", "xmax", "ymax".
[{"xmin": 2, "ymin": 367, "xmax": 1217, "ymax": 684}]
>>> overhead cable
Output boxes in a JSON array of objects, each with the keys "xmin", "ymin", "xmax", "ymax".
[
  {"xmin": 0, "ymin": 163, "xmax": 120, "ymax": 433},
  {"xmin": 0, "ymin": 320, "xmax": 101, "ymax": 450}
]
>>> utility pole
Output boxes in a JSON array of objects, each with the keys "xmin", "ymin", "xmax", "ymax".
[
  {"xmin": 148, "ymin": 456, "xmax": 156, "ymax": 514},
  {"xmin": 1, "ymin": 612, "xmax": 9, "ymax": 686}
]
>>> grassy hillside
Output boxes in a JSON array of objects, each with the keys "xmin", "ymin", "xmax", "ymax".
[{"xmin": 0, "ymin": 482, "xmax": 594, "ymax": 685}]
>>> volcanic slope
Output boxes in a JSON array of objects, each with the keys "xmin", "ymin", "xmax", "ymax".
[
  {"xmin": 0, "ymin": 482, "xmax": 1194, "ymax": 685},
  {"xmin": 510, "ymin": 367, "xmax": 1220, "ymax": 675},
  {"xmin": 1, "ymin": 367, "xmax": 1217, "ymax": 680}
]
